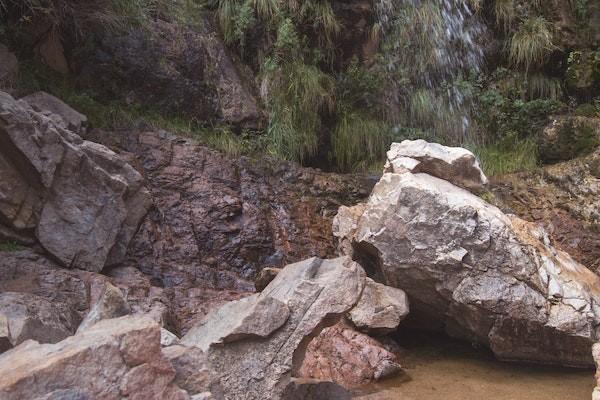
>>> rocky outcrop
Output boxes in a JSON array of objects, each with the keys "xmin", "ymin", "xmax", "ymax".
[
  {"xmin": 22, "ymin": 91, "xmax": 88, "ymax": 134},
  {"xmin": 83, "ymin": 128, "xmax": 373, "ymax": 333},
  {"xmin": 0, "ymin": 316, "xmax": 188, "ymax": 400},
  {"xmin": 491, "ymin": 147, "xmax": 600, "ymax": 272},
  {"xmin": 336, "ymin": 141, "xmax": 600, "ymax": 367},
  {"xmin": 182, "ymin": 256, "xmax": 366, "ymax": 399},
  {"xmin": 72, "ymin": 19, "xmax": 261, "ymax": 127},
  {"xmin": 385, "ymin": 139, "xmax": 488, "ymax": 192},
  {"xmin": 348, "ymin": 278, "xmax": 409, "ymax": 334},
  {"xmin": 0, "ymin": 91, "xmax": 151, "ymax": 271},
  {"xmin": 297, "ymin": 320, "xmax": 401, "ymax": 388},
  {"xmin": 163, "ymin": 345, "xmax": 215, "ymax": 397},
  {"xmin": 594, "ymin": 343, "xmax": 600, "ymax": 400},
  {"xmin": 538, "ymin": 115, "xmax": 600, "ymax": 164}
]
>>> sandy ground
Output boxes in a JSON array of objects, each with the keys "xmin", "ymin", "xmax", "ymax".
[{"xmin": 354, "ymin": 331, "xmax": 594, "ymax": 400}]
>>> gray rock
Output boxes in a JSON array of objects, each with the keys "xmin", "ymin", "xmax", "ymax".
[
  {"xmin": 0, "ymin": 292, "xmax": 77, "ymax": 346},
  {"xmin": 337, "ymin": 152, "xmax": 600, "ymax": 367},
  {"xmin": 161, "ymin": 328, "xmax": 180, "ymax": 347},
  {"xmin": 183, "ymin": 256, "xmax": 365, "ymax": 400},
  {"xmin": 593, "ymin": 343, "xmax": 600, "ymax": 400},
  {"xmin": 182, "ymin": 294, "xmax": 289, "ymax": 352},
  {"xmin": 163, "ymin": 344, "xmax": 214, "ymax": 395},
  {"xmin": 0, "ymin": 44, "xmax": 18, "ymax": 87},
  {"xmin": 348, "ymin": 278, "xmax": 409, "ymax": 334},
  {"xmin": 21, "ymin": 91, "xmax": 87, "ymax": 134},
  {"xmin": 384, "ymin": 139, "xmax": 488, "ymax": 191},
  {"xmin": 77, "ymin": 282, "xmax": 130, "ymax": 332},
  {"xmin": 0, "ymin": 91, "xmax": 151, "ymax": 272},
  {"xmin": 0, "ymin": 316, "xmax": 187, "ymax": 400}
]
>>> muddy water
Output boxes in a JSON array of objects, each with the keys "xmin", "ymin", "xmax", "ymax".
[{"xmin": 355, "ymin": 331, "xmax": 594, "ymax": 400}]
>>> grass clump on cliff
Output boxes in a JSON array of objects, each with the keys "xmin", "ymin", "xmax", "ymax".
[{"xmin": 508, "ymin": 17, "xmax": 555, "ymax": 72}]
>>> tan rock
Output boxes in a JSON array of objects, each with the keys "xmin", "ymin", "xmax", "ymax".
[
  {"xmin": 0, "ymin": 316, "xmax": 186, "ymax": 400},
  {"xmin": 77, "ymin": 282, "xmax": 130, "ymax": 332},
  {"xmin": 348, "ymin": 278, "xmax": 409, "ymax": 334}
]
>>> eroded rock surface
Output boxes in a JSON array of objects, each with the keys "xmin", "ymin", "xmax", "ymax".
[
  {"xmin": 0, "ymin": 91, "xmax": 151, "ymax": 271},
  {"xmin": 492, "ymin": 148, "xmax": 600, "ymax": 272},
  {"xmin": 297, "ymin": 320, "xmax": 401, "ymax": 388},
  {"xmin": 0, "ymin": 316, "xmax": 188, "ymax": 400},
  {"xmin": 77, "ymin": 282, "xmax": 130, "ymax": 332},
  {"xmin": 336, "ymin": 141, "xmax": 600, "ymax": 367},
  {"xmin": 182, "ymin": 256, "xmax": 365, "ymax": 399},
  {"xmin": 21, "ymin": 91, "xmax": 88, "ymax": 134},
  {"xmin": 83, "ymin": 128, "xmax": 374, "ymax": 333}
]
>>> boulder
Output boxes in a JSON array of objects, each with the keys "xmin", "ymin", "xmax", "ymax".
[
  {"xmin": 297, "ymin": 320, "xmax": 401, "ymax": 388},
  {"xmin": 0, "ymin": 314, "xmax": 11, "ymax": 353},
  {"xmin": 21, "ymin": 91, "xmax": 87, "ymax": 134},
  {"xmin": 77, "ymin": 282, "xmax": 130, "ymax": 332},
  {"xmin": 0, "ymin": 44, "xmax": 18, "ymax": 87},
  {"xmin": 0, "ymin": 316, "xmax": 188, "ymax": 400},
  {"xmin": 384, "ymin": 139, "xmax": 488, "ymax": 191},
  {"xmin": 336, "ymin": 142, "xmax": 600, "ymax": 367},
  {"xmin": 0, "ymin": 292, "xmax": 78, "ymax": 346},
  {"xmin": 161, "ymin": 329, "xmax": 180, "ymax": 347},
  {"xmin": 348, "ymin": 278, "xmax": 409, "ymax": 334},
  {"xmin": 182, "ymin": 256, "xmax": 366, "ymax": 400},
  {"xmin": 0, "ymin": 91, "xmax": 151, "ymax": 271}
]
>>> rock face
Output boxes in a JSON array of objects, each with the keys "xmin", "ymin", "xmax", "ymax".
[
  {"xmin": 594, "ymin": 343, "xmax": 600, "ymax": 400},
  {"xmin": 297, "ymin": 320, "xmax": 401, "ymax": 388},
  {"xmin": 0, "ymin": 316, "xmax": 188, "ymax": 400},
  {"xmin": 384, "ymin": 139, "xmax": 488, "ymax": 191},
  {"xmin": 182, "ymin": 257, "xmax": 366, "ymax": 399},
  {"xmin": 22, "ymin": 91, "xmax": 88, "ymax": 134},
  {"xmin": 83, "ymin": 128, "xmax": 373, "ymax": 333},
  {"xmin": 348, "ymin": 278, "xmax": 409, "ymax": 334},
  {"xmin": 72, "ymin": 19, "xmax": 261, "ymax": 127},
  {"xmin": 0, "ymin": 91, "xmax": 151, "ymax": 271},
  {"xmin": 538, "ymin": 115, "xmax": 600, "ymax": 164},
  {"xmin": 492, "ymin": 147, "xmax": 600, "ymax": 272},
  {"xmin": 336, "ymin": 141, "xmax": 600, "ymax": 367}
]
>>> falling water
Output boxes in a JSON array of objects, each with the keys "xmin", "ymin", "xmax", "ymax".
[{"xmin": 376, "ymin": 0, "xmax": 488, "ymax": 142}]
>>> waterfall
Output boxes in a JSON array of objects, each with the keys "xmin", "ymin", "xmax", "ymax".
[{"xmin": 376, "ymin": 0, "xmax": 487, "ymax": 142}]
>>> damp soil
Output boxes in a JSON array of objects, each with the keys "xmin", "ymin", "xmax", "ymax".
[{"xmin": 354, "ymin": 330, "xmax": 594, "ymax": 400}]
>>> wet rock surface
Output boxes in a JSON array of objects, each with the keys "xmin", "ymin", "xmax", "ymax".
[
  {"xmin": 0, "ymin": 91, "xmax": 151, "ymax": 272},
  {"xmin": 336, "ymin": 142, "xmax": 600, "ymax": 367},
  {"xmin": 83, "ymin": 128, "xmax": 374, "ymax": 333}
]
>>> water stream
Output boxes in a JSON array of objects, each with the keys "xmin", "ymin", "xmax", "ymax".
[{"xmin": 355, "ymin": 331, "xmax": 594, "ymax": 400}]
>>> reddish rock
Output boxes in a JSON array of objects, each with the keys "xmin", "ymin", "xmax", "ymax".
[
  {"xmin": 84, "ymin": 128, "xmax": 374, "ymax": 333},
  {"xmin": 297, "ymin": 320, "xmax": 401, "ymax": 388}
]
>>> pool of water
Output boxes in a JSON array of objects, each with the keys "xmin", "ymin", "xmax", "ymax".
[{"xmin": 354, "ymin": 331, "xmax": 595, "ymax": 400}]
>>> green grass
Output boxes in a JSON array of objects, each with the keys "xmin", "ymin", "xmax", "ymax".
[
  {"xmin": 0, "ymin": 241, "xmax": 22, "ymax": 252},
  {"xmin": 509, "ymin": 17, "xmax": 555, "ymax": 71},
  {"xmin": 470, "ymin": 137, "xmax": 539, "ymax": 177}
]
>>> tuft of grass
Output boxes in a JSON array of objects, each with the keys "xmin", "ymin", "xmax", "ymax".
[
  {"xmin": 331, "ymin": 112, "xmax": 391, "ymax": 172},
  {"xmin": 508, "ymin": 17, "xmax": 555, "ymax": 72},
  {"xmin": 0, "ymin": 241, "xmax": 22, "ymax": 252},
  {"xmin": 494, "ymin": 0, "xmax": 515, "ymax": 31},
  {"xmin": 470, "ymin": 136, "xmax": 539, "ymax": 177}
]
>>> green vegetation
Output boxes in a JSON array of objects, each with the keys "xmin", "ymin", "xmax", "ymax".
[
  {"xmin": 508, "ymin": 17, "xmax": 555, "ymax": 72},
  {"xmin": 471, "ymin": 136, "xmax": 539, "ymax": 176},
  {"xmin": 0, "ymin": 240, "xmax": 22, "ymax": 252}
]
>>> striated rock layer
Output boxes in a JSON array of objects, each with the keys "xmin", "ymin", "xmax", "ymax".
[{"xmin": 335, "ymin": 141, "xmax": 600, "ymax": 367}]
